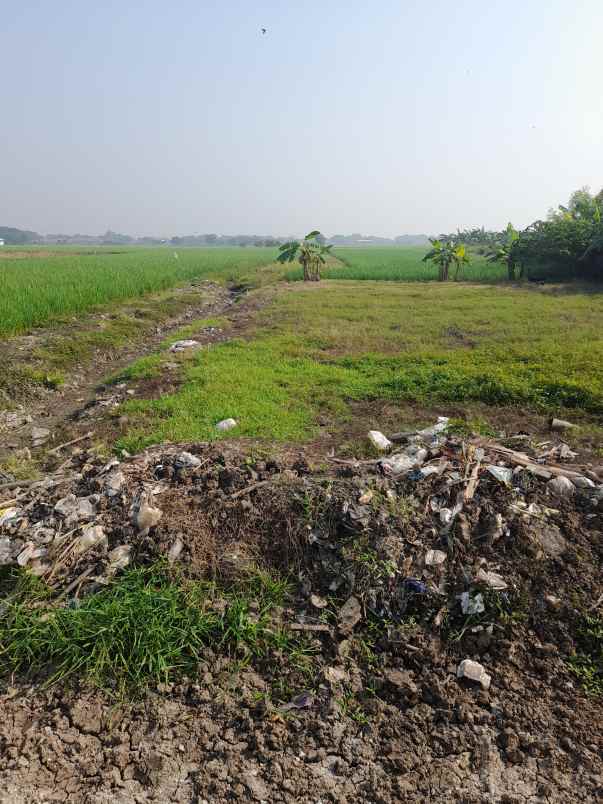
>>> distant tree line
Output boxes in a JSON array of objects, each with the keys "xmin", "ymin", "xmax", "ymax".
[{"xmin": 0, "ymin": 226, "xmax": 40, "ymax": 244}]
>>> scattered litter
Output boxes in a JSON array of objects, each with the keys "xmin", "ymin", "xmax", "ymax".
[
  {"xmin": 532, "ymin": 524, "xmax": 567, "ymax": 558},
  {"xmin": 425, "ymin": 549, "xmax": 447, "ymax": 566},
  {"xmin": 457, "ymin": 659, "xmax": 491, "ymax": 690},
  {"xmin": 368, "ymin": 430, "xmax": 392, "ymax": 451},
  {"xmin": 170, "ymin": 339, "xmax": 200, "ymax": 352},
  {"xmin": 174, "ymin": 452, "xmax": 202, "ymax": 469},
  {"xmin": 486, "ymin": 465, "xmax": 513, "ymax": 484},
  {"xmin": 475, "ymin": 568, "xmax": 508, "ymax": 590},
  {"xmin": 280, "ymin": 692, "xmax": 314, "ymax": 711},
  {"xmin": 131, "ymin": 493, "xmax": 162, "ymax": 536},
  {"xmin": 417, "ymin": 416, "xmax": 450, "ymax": 439},
  {"xmin": 103, "ymin": 469, "xmax": 125, "ymax": 497},
  {"xmin": 547, "ymin": 475, "xmax": 575, "ymax": 498},
  {"xmin": 310, "ymin": 593, "xmax": 328, "ymax": 608},
  {"xmin": 571, "ymin": 476, "xmax": 596, "ymax": 490},
  {"xmin": 74, "ymin": 525, "xmax": 108, "ymax": 556},
  {"xmin": 460, "ymin": 591, "xmax": 485, "ymax": 615},
  {"xmin": 549, "ymin": 417, "xmax": 576, "ymax": 432},
  {"xmin": 403, "ymin": 578, "xmax": 427, "ymax": 594},
  {"xmin": 168, "ymin": 537, "xmax": 184, "ymax": 564},
  {"xmin": 108, "ymin": 544, "xmax": 132, "ymax": 572},
  {"xmin": 379, "ymin": 453, "xmax": 415, "ymax": 476},
  {"xmin": 358, "ymin": 490, "xmax": 374, "ymax": 504},
  {"xmin": 324, "ymin": 666, "xmax": 348, "ymax": 685},
  {"xmin": 216, "ymin": 418, "xmax": 238, "ymax": 432},
  {"xmin": 0, "ymin": 507, "xmax": 20, "ymax": 527}
]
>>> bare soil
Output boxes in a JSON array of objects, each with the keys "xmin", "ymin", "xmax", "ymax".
[{"xmin": 1, "ymin": 438, "xmax": 601, "ymax": 802}]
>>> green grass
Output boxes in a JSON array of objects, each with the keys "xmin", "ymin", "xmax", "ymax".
[
  {"xmin": 116, "ymin": 281, "xmax": 603, "ymax": 451},
  {"xmin": 0, "ymin": 563, "xmax": 300, "ymax": 695},
  {"xmin": 568, "ymin": 614, "xmax": 603, "ymax": 696},
  {"xmin": 0, "ymin": 247, "xmax": 278, "ymax": 336},
  {"xmin": 286, "ymin": 246, "xmax": 506, "ymax": 282}
]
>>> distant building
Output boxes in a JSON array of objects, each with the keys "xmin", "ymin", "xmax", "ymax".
[{"xmin": 0, "ymin": 238, "xmax": 5, "ymax": 246}]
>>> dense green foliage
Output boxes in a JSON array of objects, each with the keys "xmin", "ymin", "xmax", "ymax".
[
  {"xmin": 0, "ymin": 247, "xmax": 277, "ymax": 336},
  {"xmin": 441, "ymin": 187, "xmax": 603, "ymax": 282},
  {"xmin": 515, "ymin": 189, "xmax": 603, "ymax": 280}
]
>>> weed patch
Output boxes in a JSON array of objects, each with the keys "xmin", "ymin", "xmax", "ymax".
[
  {"xmin": 569, "ymin": 614, "xmax": 603, "ymax": 696},
  {"xmin": 0, "ymin": 564, "xmax": 305, "ymax": 695}
]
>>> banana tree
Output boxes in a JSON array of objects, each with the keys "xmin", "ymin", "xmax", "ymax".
[
  {"xmin": 423, "ymin": 239, "xmax": 470, "ymax": 281},
  {"xmin": 276, "ymin": 231, "xmax": 332, "ymax": 281},
  {"xmin": 486, "ymin": 222, "xmax": 521, "ymax": 280}
]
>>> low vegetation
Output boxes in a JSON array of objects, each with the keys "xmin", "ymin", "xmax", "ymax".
[
  {"xmin": 0, "ymin": 563, "xmax": 306, "ymax": 695},
  {"xmin": 117, "ymin": 281, "xmax": 603, "ymax": 451}
]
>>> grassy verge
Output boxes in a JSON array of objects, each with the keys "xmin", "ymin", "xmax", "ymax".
[
  {"xmin": 0, "ymin": 247, "xmax": 279, "ymax": 336},
  {"xmin": 116, "ymin": 281, "xmax": 603, "ymax": 451},
  {"xmin": 0, "ymin": 563, "xmax": 312, "ymax": 696}
]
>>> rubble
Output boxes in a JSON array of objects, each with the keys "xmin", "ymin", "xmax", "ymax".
[
  {"xmin": 457, "ymin": 659, "xmax": 492, "ymax": 690},
  {"xmin": 31, "ymin": 426, "xmax": 50, "ymax": 448},
  {"xmin": 367, "ymin": 430, "xmax": 392, "ymax": 451}
]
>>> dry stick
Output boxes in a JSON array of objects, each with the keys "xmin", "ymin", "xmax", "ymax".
[
  {"xmin": 484, "ymin": 443, "xmax": 586, "ymax": 480},
  {"xmin": 0, "ymin": 478, "xmax": 43, "ymax": 492},
  {"xmin": 464, "ymin": 456, "xmax": 483, "ymax": 501},
  {"xmin": 47, "ymin": 431, "xmax": 94, "ymax": 456},
  {"xmin": 53, "ymin": 566, "xmax": 96, "ymax": 603},
  {"xmin": 230, "ymin": 479, "xmax": 273, "ymax": 500},
  {"xmin": 326, "ymin": 457, "xmax": 380, "ymax": 466},
  {"xmin": 0, "ymin": 472, "xmax": 76, "ymax": 494},
  {"xmin": 289, "ymin": 623, "xmax": 331, "ymax": 633}
]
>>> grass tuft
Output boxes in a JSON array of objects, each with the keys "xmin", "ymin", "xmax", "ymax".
[{"xmin": 0, "ymin": 563, "xmax": 302, "ymax": 695}]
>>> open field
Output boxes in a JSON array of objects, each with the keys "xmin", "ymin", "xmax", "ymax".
[
  {"xmin": 117, "ymin": 280, "xmax": 603, "ymax": 451},
  {"xmin": 286, "ymin": 246, "xmax": 506, "ymax": 282},
  {"xmin": 0, "ymin": 246, "xmax": 277, "ymax": 336}
]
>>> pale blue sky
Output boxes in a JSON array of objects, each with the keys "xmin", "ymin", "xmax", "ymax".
[{"xmin": 1, "ymin": 0, "xmax": 602, "ymax": 237}]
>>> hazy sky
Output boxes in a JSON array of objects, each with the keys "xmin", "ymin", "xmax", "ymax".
[{"xmin": 1, "ymin": 1, "xmax": 602, "ymax": 237}]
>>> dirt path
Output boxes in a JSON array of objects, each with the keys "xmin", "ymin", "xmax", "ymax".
[{"xmin": 0, "ymin": 281, "xmax": 263, "ymax": 466}]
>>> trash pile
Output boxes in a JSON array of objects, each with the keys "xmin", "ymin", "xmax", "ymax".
[
  {"xmin": 1, "ymin": 416, "xmax": 601, "ymax": 630},
  {"xmin": 1, "ymin": 417, "xmax": 601, "ymax": 802}
]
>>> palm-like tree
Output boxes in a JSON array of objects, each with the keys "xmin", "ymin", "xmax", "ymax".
[
  {"xmin": 276, "ymin": 231, "xmax": 332, "ymax": 281},
  {"xmin": 486, "ymin": 222, "xmax": 521, "ymax": 280},
  {"xmin": 423, "ymin": 239, "xmax": 470, "ymax": 281}
]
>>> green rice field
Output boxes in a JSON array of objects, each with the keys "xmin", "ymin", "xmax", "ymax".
[
  {"xmin": 287, "ymin": 246, "xmax": 506, "ymax": 282},
  {"xmin": 0, "ymin": 247, "xmax": 277, "ymax": 336}
]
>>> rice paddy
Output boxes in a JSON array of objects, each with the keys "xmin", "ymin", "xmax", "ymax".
[
  {"xmin": 286, "ymin": 246, "xmax": 505, "ymax": 282},
  {"xmin": 0, "ymin": 246, "xmax": 278, "ymax": 336}
]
